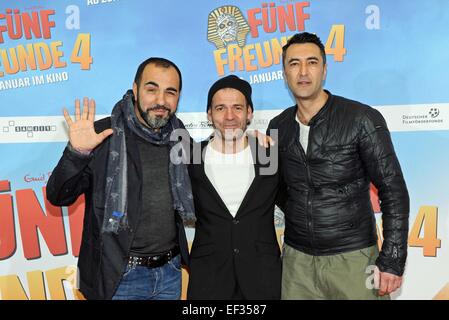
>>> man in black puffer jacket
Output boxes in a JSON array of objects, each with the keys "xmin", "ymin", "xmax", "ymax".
[{"xmin": 268, "ymin": 32, "xmax": 409, "ymax": 300}]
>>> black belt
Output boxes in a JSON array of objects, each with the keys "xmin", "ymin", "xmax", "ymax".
[{"xmin": 128, "ymin": 247, "xmax": 180, "ymax": 269}]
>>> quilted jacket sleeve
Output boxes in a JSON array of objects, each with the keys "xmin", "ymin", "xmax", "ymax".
[{"xmin": 358, "ymin": 107, "xmax": 410, "ymax": 276}]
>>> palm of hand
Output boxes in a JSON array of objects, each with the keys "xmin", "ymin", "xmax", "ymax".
[
  {"xmin": 69, "ymin": 120, "xmax": 102, "ymax": 151},
  {"xmin": 63, "ymin": 98, "xmax": 113, "ymax": 153}
]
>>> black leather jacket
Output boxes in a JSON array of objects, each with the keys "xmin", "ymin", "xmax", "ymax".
[{"xmin": 268, "ymin": 91, "xmax": 409, "ymax": 276}]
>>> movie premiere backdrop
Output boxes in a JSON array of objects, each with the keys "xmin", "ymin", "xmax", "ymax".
[{"xmin": 0, "ymin": 0, "xmax": 448, "ymax": 300}]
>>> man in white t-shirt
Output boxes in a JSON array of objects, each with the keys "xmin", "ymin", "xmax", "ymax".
[{"xmin": 187, "ymin": 75, "xmax": 283, "ymax": 300}]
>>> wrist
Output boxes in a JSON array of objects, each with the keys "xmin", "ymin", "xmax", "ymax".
[
  {"xmin": 67, "ymin": 142, "xmax": 92, "ymax": 156},
  {"xmin": 75, "ymin": 148, "xmax": 93, "ymax": 155}
]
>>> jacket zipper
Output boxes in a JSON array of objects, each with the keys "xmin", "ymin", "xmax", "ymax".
[{"xmin": 297, "ymin": 124, "xmax": 315, "ymax": 251}]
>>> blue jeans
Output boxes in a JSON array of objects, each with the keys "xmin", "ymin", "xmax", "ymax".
[{"xmin": 112, "ymin": 254, "xmax": 182, "ymax": 300}]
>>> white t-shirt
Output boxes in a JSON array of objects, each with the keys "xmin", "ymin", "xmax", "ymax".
[
  {"xmin": 204, "ymin": 143, "xmax": 255, "ymax": 217},
  {"xmin": 296, "ymin": 113, "xmax": 310, "ymax": 154}
]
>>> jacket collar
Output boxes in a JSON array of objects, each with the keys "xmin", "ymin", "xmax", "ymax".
[{"xmin": 295, "ymin": 89, "xmax": 333, "ymax": 127}]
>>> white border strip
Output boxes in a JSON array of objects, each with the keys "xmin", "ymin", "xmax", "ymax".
[{"xmin": 1, "ymin": 103, "xmax": 448, "ymax": 143}]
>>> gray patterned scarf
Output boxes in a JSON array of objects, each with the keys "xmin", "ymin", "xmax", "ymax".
[{"xmin": 102, "ymin": 90, "xmax": 195, "ymax": 234}]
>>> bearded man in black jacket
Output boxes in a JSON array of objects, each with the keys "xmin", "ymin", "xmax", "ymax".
[{"xmin": 47, "ymin": 57, "xmax": 193, "ymax": 300}]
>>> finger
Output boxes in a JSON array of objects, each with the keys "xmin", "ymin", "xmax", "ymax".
[
  {"xmin": 378, "ymin": 275, "xmax": 388, "ymax": 296},
  {"xmin": 268, "ymin": 136, "xmax": 275, "ymax": 146},
  {"xmin": 256, "ymin": 136, "xmax": 267, "ymax": 148},
  {"xmin": 81, "ymin": 97, "xmax": 89, "ymax": 120},
  {"xmin": 99, "ymin": 128, "xmax": 114, "ymax": 141},
  {"xmin": 397, "ymin": 278, "xmax": 403, "ymax": 289},
  {"xmin": 254, "ymin": 130, "xmax": 268, "ymax": 148},
  {"xmin": 88, "ymin": 99, "xmax": 96, "ymax": 121},
  {"xmin": 262, "ymin": 137, "xmax": 270, "ymax": 148},
  {"xmin": 63, "ymin": 108, "xmax": 73, "ymax": 126},
  {"xmin": 390, "ymin": 277, "xmax": 401, "ymax": 294},
  {"xmin": 392, "ymin": 278, "xmax": 402, "ymax": 293},
  {"xmin": 75, "ymin": 99, "xmax": 81, "ymax": 121},
  {"xmin": 247, "ymin": 129, "xmax": 257, "ymax": 137},
  {"xmin": 384, "ymin": 278, "xmax": 394, "ymax": 295}
]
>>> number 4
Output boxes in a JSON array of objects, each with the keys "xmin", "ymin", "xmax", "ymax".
[
  {"xmin": 325, "ymin": 25, "xmax": 347, "ymax": 62},
  {"xmin": 71, "ymin": 33, "xmax": 93, "ymax": 70},
  {"xmin": 408, "ymin": 206, "xmax": 441, "ymax": 257}
]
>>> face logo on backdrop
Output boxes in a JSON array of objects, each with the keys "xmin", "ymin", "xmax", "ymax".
[
  {"xmin": 206, "ymin": 2, "xmax": 312, "ymax": 82},
  {"xmin": 207, "ymin": 5, "xmax": 250, "ymax": 49}
]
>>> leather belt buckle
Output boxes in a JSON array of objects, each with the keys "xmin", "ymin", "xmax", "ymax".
[{"xmin": 128, "ymin": 247, "xmax": 179, "ymax": 269}]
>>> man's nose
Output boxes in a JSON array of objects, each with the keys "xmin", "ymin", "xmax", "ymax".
[
  {"xmin": 299, "ymin": 62, "xmax": 308, "ymax": 76},
  {"xmin": 225, "ymin": 108, "xmax": 235, "ymax": 120},
  {"xmin": 156, "ymin": 92, "xmax": 166, "ymax": 106}
]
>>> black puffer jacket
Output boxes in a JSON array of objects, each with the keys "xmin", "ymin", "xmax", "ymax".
[{"xmin": 268, "ymin": 91, "xmax": 409, "ymax": 276}]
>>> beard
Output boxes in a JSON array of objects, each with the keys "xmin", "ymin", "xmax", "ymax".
[{"xmin": 136, "ymin": 99, "xmax": 173, "ymax": 129}]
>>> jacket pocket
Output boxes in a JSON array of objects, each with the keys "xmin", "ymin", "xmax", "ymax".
[
  {"xmin": 321, "ymin": 144, "xmax": 357, "ymax": 160},
  {"xmin": 255, "ymin": 241, "xmax": 281, "ymax": 256},
  {"xmin": 359, "ymin": 245, "xmax": 378, "ymax": 260},
  {"xmin": 322, "ymin": 144, "xmax": 357, "ymax": 152},
  {"xmin": 190, "ymin": 243, "xmax": 215, "ymax": 258}
]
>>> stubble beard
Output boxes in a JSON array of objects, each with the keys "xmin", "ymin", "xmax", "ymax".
[{"xmin": 136, "ymin": 99, "xmax": 173, "ymax": 130}]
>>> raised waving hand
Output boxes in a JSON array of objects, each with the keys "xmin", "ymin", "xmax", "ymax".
[{"xmin": 63, "ymin": 97, "xmax": 113, "ymax": 154}]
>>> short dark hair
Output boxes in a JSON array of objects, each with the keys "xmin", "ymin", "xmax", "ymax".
[
  {"xmin": 134, "ymin": 57, "xmax": 182, "ymax": 91},
  {"xmin": 282, "ymin": 32, "xmax": 326, "ymax": 67}
]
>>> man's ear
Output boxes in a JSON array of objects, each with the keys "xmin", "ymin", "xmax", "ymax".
[
  {"xmin": 323, "ymin": 63, "xmax": 327, "ymax": 81},
  {"xmin": 282, "ymin": 62, "xmax": 287, "ymax": 84},
  {"xmin": 207, "ymin": 109, "xmax": 212, "ymax": 123},
  {"xmin": 247, "ymin": 105, "xmax": 254, "ymax": 122},
  {"xmin": 132, "ymin": 82, "xmax": 138, "ymax": 98}
]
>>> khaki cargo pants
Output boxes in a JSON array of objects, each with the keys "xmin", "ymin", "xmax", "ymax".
[{"xmin": 282, "ymin": 243, "xmax": 390, "ymax": 300}]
